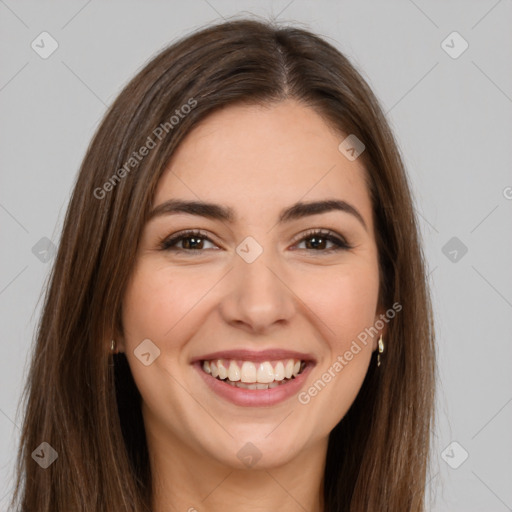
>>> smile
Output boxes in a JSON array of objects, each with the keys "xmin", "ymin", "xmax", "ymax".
[
  {"xmin": 194, "ymin": 357, "xmax": 314, "ymax": 407},
  {"xmin": 202, "ymin": 358, "xmax": 307, "ymax": 389}
]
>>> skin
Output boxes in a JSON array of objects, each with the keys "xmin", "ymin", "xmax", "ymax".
[{"xmin": 118, "ymin": 99, "xmax": 386, "ymax": 512}]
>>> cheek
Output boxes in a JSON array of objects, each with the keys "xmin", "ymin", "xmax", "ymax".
[
  {"xmin": 296, "ymin": 261, "xmax": 380, "ymax": 348},
  {"xmin": 123, "ymin": 254, "xmax": 380, "ymax": 354},
  {"xmin": 122, "ymin": 272, "xmax": 162, "ymax": 341},
  {"xmin": 120, "ymin": 265, "xmax": 202, "ymax": 424},
  {"xmin": 294, "ymin": 262, "xmax": 379, "ymax": 424},
  {"xmin": 122, "ymin": 263, "xmax": 203, "ymax": 342}
]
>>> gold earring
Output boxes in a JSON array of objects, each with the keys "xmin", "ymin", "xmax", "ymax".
[
  {"xmin": 377, "ymin": 334, "xmax": 384, "ymax": 367},
  {"xmin": 110, "ymin": 339, "xmax": 116, "ymax": 353}
]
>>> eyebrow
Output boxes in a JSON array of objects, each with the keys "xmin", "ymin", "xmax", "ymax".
[{"xmin": 148, "ymin": 198, "xmax": 367, "ymax": 231}]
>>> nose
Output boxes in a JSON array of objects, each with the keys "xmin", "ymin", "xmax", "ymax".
[{"xmin": 219, "ymin": 247, "xmax": 296, "ymax": 335}]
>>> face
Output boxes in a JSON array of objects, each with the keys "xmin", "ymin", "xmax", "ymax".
[{"xmin": 119, "ymin": 99, "xmax": 384, "ymax": 471}]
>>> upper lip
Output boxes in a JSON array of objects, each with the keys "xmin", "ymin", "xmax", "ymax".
[{"xmin": 191, "ymin": 349, "xmax": 316, "ymax": 364}]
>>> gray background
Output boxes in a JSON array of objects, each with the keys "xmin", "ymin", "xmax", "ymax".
[{"xmin": 1, "ymin": 1, "xmax": 511, "ymax": 510}]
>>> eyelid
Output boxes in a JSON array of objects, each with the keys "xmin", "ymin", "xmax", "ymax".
[
  {"xmin": 289, "ymin": 228, "xmax": 352, "ymax": 250},
  {"xmin": 158, "ymin": 229, "xmax": 217, "ymax": 251},
  {"xmin": 159, "ymin": 228, "xmax": 353, "ymax": 253}
]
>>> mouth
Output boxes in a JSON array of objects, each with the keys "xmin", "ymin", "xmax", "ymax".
[
  {"xmin": 201, "ymin": 357, "xmax": 309, "ymax": 389},
  {"xmin": 191, "ymin": 350, "xmax": 315, "ymax": 407}
]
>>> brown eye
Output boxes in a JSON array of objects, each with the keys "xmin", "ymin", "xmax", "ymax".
[
  {"xmin": 294, "ymin": 229, "xmax": 352, "ymax": 252},
  {"xmin": 160, "ymin": 230, "xmax": 217, "ymax": 252},
  {"xmin": 159, "ymin": 228, "xmax": 352, "ymax": 254}
]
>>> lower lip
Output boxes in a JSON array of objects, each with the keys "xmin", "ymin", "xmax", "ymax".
[{"xmin": 193, "ymin": 361, "xmax": 314, "ymax": 407}]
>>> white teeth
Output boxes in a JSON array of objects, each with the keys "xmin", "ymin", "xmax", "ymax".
[
  {"xmin": 227, "ymin": 360, "xmax": 241, "ymax": 382},
  {"xmin": 217, "ymin": 360, "xmax": 228, "ymax": 380},
  {"xmin": 201, "ymin": 357, "xmax": 306, "ymax": 384},
  {"xmin": 228, "ymin": 381, "xmax": 285, "ymax": 390},
  {"xmin": 285, "ymin": 359, "xmax": 294, "ymax": 379},
  {"xmin": 274, "ymin": 361, "xmax": 285, "ymax": 381},
  {"xmin": 240, "ymin": 361, "xmax": 257, "ymax": 383},
  {"xmin": 256, "ymin": 361, "xmax": 274, "ymax": 383},
  {"xmin": 236, "ymin": 381, "xmax": 255, "ymax": 389}
]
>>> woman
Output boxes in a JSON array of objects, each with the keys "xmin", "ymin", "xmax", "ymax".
[{"xmin": 11, "ymin": 18, "xmax": 435, "ymax": 511}]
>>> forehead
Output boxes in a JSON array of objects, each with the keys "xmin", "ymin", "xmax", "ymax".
[{"xmin": 155, "ymin": 99, "xmax": 373, "ymax": 230}]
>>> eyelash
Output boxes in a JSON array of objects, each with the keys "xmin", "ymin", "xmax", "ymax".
[{"xmin": 159, "ymin": 228, "xmax": 353, "ymax": 254}]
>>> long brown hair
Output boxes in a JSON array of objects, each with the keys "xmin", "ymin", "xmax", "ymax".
[{"xmin": 11, "ymin": 17, "xmax": 435, "ymax": 511}]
